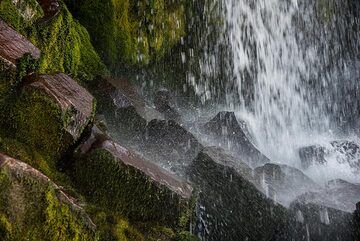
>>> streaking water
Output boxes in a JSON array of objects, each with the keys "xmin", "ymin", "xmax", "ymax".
[{"xmin": 191, "ymin": 0, "xmax": 360, "ymax": 183}]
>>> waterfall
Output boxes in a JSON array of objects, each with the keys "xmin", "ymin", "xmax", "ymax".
[{"xmin": 191, "ymin": 0, "xmax": 360, "ymax": 182}]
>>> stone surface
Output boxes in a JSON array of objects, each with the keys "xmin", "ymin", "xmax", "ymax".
[
  {"xmin": 154, "ymin": 88, "xmax": 181, "ymax": 121},
  {"xmin": 255, "ymin": 163, "xmax": 319, "ymax": 206},
  {"xmin": 12, "ymin": 73, "xmax": 95, "ymax": 159},
  {"xmin": 143, "ymin": 119, "xmax": 203, "ymax": 175},
  {"xmin": 290, "ymin": 201, "xmax": 354, "ymax": 241},
  {"xmin": 293, "ymin": 179, "xmax": 360, "ymax": 213},
  {"xmin": 189, "ymin": 147, "xmax": 293, "ymax": 241},
  {"xmin": 299, "ymin": 140, "xmax": 360, "ymax": 172},
  {"xmin": 203, "ymin": 111, "xmax": 269, "ymax": 167},
  {"xmin": 74, "ymin": 138, "xmax": 196, "ymax": 228},
  {"xmin": 0, "ymin": 153, "xmax": 97, "ymax": 240},
  {"xmin": 37, "ymin": 0, "xmax": 60, "ymax": 20},
  {"xmin": 0, "ymin": 19, "xmax": 40, "ymax": 66}
]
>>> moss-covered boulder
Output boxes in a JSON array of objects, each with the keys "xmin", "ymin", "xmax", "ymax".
[
  {"xmin": 65, "ymin": 0, "xmax": 186, "ymax": 69},
  {"xmin": 0, "ymin": 19, "xmax": 40, "ymax": 133},
  {"xmin": 12, "ymin": 73, "xmax": 95, "ymax": 161},
  {"xmin": 0, "ymin": 0, "xmax": 44, "ymax": 31},
  {"xmin": 28, "ymin": 2, "xmax": 108, "ymax": 81},
  {"xmin": 74, "ymin": 138, "xmax": 196, "ymax": 229},
  {"xmin": 0, "ymin": 153, "xmax": 97, "ymax": 240}
]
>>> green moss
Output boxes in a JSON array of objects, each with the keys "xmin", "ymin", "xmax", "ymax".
[
  {"xmin": 28, "ymin": 2, "xmax": 108, "ymax": 82},
  {"xmin": 0, "ymin": 167, "xmax": 97, "ymax": 241},
  {"xmin": 66, "ymin": 0, "xmax": 186, "ymax": 70},
  {"xmin": 0, "ymin": 0, "xmax": 43, "ymax": 32},
  {"xmin": 44, "ymin": 189, "xmax": 98, "ymax": 241},
  {"xmin": 74, "ymin": 148, "xmax": 193, "ymax": 229},
  {"xmin": 114, "ymin": 218, "xmax": 144, "ymax": 241},
  {"xmin": 11, "ymin": 89, "xmax": 69, "ymax": 161}
]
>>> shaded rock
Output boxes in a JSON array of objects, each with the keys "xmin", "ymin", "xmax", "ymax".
[
  {"xmin": 292, "ymin": 179, "xmax": 360, "ymax": 213},
  {"xmin": 0, "ymin": 19, "xmax": 40, "ymax": 65},
  {"xmin": 354, "ymin": 202, "xmax": 360, "ymax": 240},
  {"xmin": 190, "ymin": 147, "xmax": 294, "ymax": 241},
  {"xmin": 299, "ymin": 140, "xmax": 360, "ymax": 171},
  {"xmin": 89, "ymin": 76, "xmax": 148, "ymax": 141},
  {"xmin": 144, "ymin": 119, "xmax": 203, "ymax": 175},
  {"xmin": 37, "ymin": 0, "xmax": 60, "ymax": 21},
  {"xmin": 290, "ymin": 201, "xmax": 354, "ymax": 241},
  {"xmin": 203, "ymin": 111, "xmax": 269, "ymax": 167},
  {"xmin": 299, "ymin": 145, "xmax": 326, "ymax": 169},
  {"xmin": 154, "ymin": 88, "xmax": 181, "ymax": 121},
  {"xmin": 0, "ymin": 153, "xmax": 97, "ymax": 240},
  {"xmin": 255, "ymin": 163, "xmax": 319, "ymax": 206},
  {"xmin": 74, "ymin": 138, "xmax": 196, "ymax": 229},
  {"xmin": 12, "ymin": 73, "xmax": 95, "ymax": 160}
]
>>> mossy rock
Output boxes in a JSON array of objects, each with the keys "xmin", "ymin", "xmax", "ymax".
[
  {"xmin": 11, "ymin": 73, "xmax": 95, "ymax": 161},
  {"xmin": 27, "ymin": 1, "xmax": 108, "ymax": 82},
  {"xmin": 74, "ymin": 139, "xmax": 196, "ymax": 229},
  {"xmin": 0, "ymin": 153, "xmax": 97, "ymax": 241},
  {"xmin": 0, "ymin": 0, "xmax": 44, "ymax": 32},
  {"xmin": 65, "ymin": 0, "xmax": 186, "ymax": 70}
]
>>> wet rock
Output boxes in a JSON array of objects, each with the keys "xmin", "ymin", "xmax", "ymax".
[
  {"xmin": 299, "ymin": 145, "xmax": 326, "ymax": 169},
  {"xmin": 12, "ymin": 73, "xmax": 95, "ymax": 160},
  {"xmin": 0, "ymin": 153, "xmax": 97, "ymax": 240},
  {"xmin": 37, "ymin": 0, "xmax": 60, "ymax": 21},
  {"xmin": 144, "ymin": 119, "xmax": 203, "ymax": 175},
  {"xmin": 203, "ymin": 111, "xmax": 269, "ymax": 167},
  {"xmin": 89, "ymin": 76, "xmax": 148, "ymax": 141},
  {"xmin": 255, "ymin": 163, "xmax": 319, "ymax": 205},
  {"xmin": 154, "ymin": 89, "xmax": 181, "ymax": 121},
  {"xmin": 354, "ymin": 202, "xmax": 360, "ymax": 240},
  {"xmin": 190, "ymin": 147, "xmax": 293, "ymax": 241},
  {"xmin": 299, "ymin": 140, "xmax": 360, "ymax": 171},
  {"xmin": 74, "ymin": 138, "xmax": 196, "ymax": 228},
  {"xmin": 290, "ymin": 201, "xmax": 354, "ymax": 241},
  {"xmin": 292, "ymin": 179, "xmax": 360, "ymax": 213}
]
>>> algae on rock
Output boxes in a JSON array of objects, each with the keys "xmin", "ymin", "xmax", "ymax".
[{"xmin": 65, "ymin": 0, "xmax": 186, "ymax": 70}]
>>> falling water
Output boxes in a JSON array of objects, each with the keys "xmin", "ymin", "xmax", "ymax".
[{"xmin": 192, "ymin": 0, "xmax": 360, "ymax": 182}]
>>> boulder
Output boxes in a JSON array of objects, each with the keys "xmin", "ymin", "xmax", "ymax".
[
  {"xmin": 299, "ymin": 140, "xmax": 360, "ymax": 172},
  {"xmin": 254, "ymin": 163, "xmax": 319, "ymax": 206},
  {"xmin": 74, "ymin": 138, "xmax": 196, "ymax": 229},
  {"xmin": 290, "ymin": 201, "xmax": 354, "ymax": 241},
  {"xmin": 154, "ymin": 88, "xmax": 181, "ymax": 121},
  {"xmin": 12, "ymin": 73, "xmax": 95, "ymax": 160},
  {"xmin": 0, "ymin": 153, "xmax": 97, "ymax": 240},
  {"xmin": 203, "ymin": 111, "xmax": 269, "ymax": 167},
  {"xmin": 189, "ymin": 147, "xmax": 294, "ymax": 241},
  {"xmin": 299, "ymin": 145, "xmax": 327, "ymax": 169},
  {"xmin": 0, "ymin": 19, "xmax": 40, "ymax": 105},
  {"xmin": 89, "ymin": 76, "xmax": 148, "ymax": 142},
  {"xmin": 291, "ymin": 179, "xmax": 360, "ymax": 213},
  {"xmin": 143, "ymin": 119, "xmax": 203, "ymax": 175}
]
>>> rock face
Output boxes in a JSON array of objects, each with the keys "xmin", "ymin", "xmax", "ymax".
[
  {"xmin": 154, "ymin": 89, "xmax": 181, "ymax": 121},
  {"xmin": 0, "ymin": 153, "xmax": 97, "ymax": 240},
  {"xmin": 12, "ymin": 73, "xmax": 95, "ymax": 160},
  {"xmin": 190, "ymin": 147, "xmax": 293, "ymax": 241},
  {"xmin": 354, "ymin": 202, "xmax": 360, "ymax": 240},
  {"xmin": 293, "ymin": 179, "xmax": 360, "ymax": 213},
  {"xmin": 290, "ymin": 201, "xmax": 354, "ymax": 241},
  {"xmin": 254, "ymin": 163, "xmax": 319, "ymax": 206},
  {"xmin": 143, "ymin": 119, "xmax": 203, "ymax": 175},
  {"xmin": 203, "ymin": 111, "xmax": 269, "ymax": 167},
  {"xmin": 74, "ymin": 138, "xmax": 196, "ymax": 229},
  {"xmin": 299, "ymin": 140, "xmax": 360, "ymax": 172},
  {"xmin": 37, "ymin": 0, "xmax": 60, "ymax": 20}
]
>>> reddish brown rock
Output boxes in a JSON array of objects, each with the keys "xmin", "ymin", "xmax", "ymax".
[
  {"xmin": 36, "ymin": 0, "xmax": 60, "ymax": 20},
  {"xmin": 0, "ymin": 19, "xmax": 40, "ymax": 66}
]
